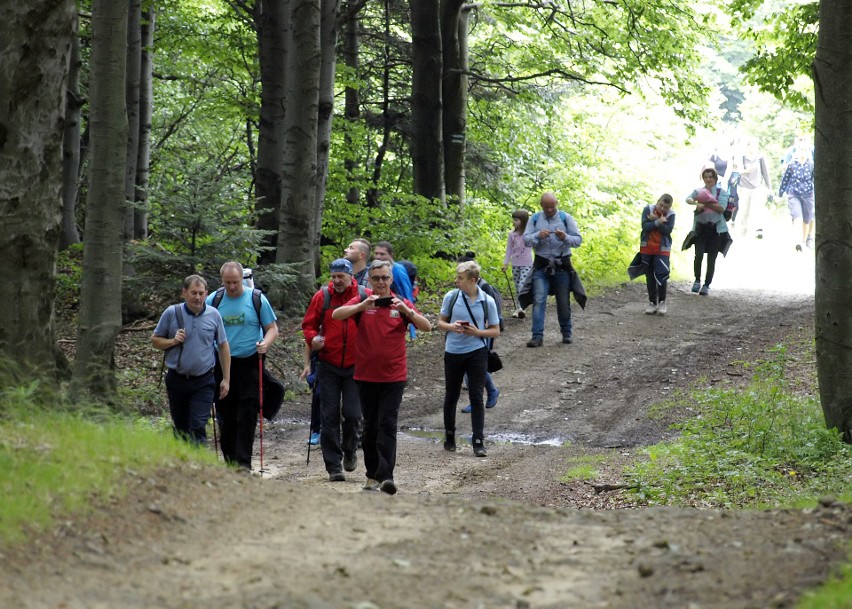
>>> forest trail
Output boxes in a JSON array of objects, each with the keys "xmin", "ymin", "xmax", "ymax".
[{"xmin": 3, "ymin": 228, "xmax": 850, "ymax": 609}]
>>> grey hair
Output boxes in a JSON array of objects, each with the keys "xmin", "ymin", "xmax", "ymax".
[{"xmin": 183, "ymin": 274, "xmax": 208, "ymax": 290}]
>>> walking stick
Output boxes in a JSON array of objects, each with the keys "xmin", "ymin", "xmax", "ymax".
[
  {"xmin": 258, "ymin": 355, "xmax": 265, "ymax": 476},
  {"xmin": 502, "ymin": 268, "xmax": 518, "ymax": 310},
  {"xmin": 306, "ymin": 424, "xmax": 313, "ymax": 465},
  {"xmin": 211, "ymin": 401, "xmax": 219, "ymax": 460}
]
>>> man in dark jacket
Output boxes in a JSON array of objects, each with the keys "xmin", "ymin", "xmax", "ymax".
[{"xmin": 300, "ymin": 259, "xmax": 369, "ymax": 481}]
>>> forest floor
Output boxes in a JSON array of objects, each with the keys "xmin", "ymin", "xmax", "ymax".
[{"xmin": 2, "ymin": 228, "xmax": 851, "ymax": 608}]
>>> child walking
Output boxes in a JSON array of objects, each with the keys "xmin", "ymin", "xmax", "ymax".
[
  {"xmin": 502, "ymin": 210, "xmax": 533, "ymax": 318},
  {"xmin": 638, "ymin": 194, "xmax": 675, "ymax": 315}
]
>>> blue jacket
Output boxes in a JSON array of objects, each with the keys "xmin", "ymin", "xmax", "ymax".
[{"xmin": 639, "ymin": 204, "xmax": 675, "ymax": 254}]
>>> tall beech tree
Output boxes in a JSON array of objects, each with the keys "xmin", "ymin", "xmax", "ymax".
[
  {"xmin": 0, "ymin": 0, "xmax": 76, "ymax": 376},
  {"xmin": 814, "ymin": 0, "xmax": 852, "ymax": 442},
  {"xmin": 74, "ymin": 0, "xmax": 128, "ymax": 397}
]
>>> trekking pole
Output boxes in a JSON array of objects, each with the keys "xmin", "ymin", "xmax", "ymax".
[
  {"xmin": 211, "ymin": 401, "xmax": 219, "ymax": 460},
  {"xmin": 306, "ymin": 424, "xmax": 313, "ymax": 465},
  {"xmin": 258, "ymin": 355, "xmax": 265, "ymax": 476},
  {"xmin": 502, "ymin": 268, "xmax": 518, "ymax": 310}
]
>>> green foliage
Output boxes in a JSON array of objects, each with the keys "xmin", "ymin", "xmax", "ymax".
[
  {"xmin": 560, "ymin": 453, "xmax": 612, "ymax": 483},
  {"xmin": 627, "ymin": 345, "xmax": 852, "ymax": 508}
]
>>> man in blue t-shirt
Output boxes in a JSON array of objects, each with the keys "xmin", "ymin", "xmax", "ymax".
[
  {"xmin": 207, "ymin": 261, "xmax": 279, "ymax": 470},
  {"xmin": 152, "ymin": 275, "xmax": 230, "ymax": 445}
]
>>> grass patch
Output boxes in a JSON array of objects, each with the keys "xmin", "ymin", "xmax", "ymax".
[
  {"xmin": 0, "ymin": 380, "xmax": 218, "ymax": 546},
  {"xmin": 795, "ymin": 555, "xmax": 852, "ymax": 609},
  {"xmin": 625, "ymin": 344, "xmax": 852, "ymax": 509},
  {"xmin": 560, "ymin": 452, "xmax": 611, "ymax": 482}
]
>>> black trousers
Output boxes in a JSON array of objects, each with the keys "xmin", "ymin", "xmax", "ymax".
[
  {"xmin": 356, "ymin": 380, "xmax": 406, "ymax": 483},
  {"xmin": 442, "ymin": 347, "xmax": 488, "ymax": 443},
  {"xmin": 215, "ymin": 354, "xmax": 259, "ymax": 469},
  {"xmin": 318, "ymin": 360, "xmax": 361, "ymax": 473},
  {"xmin": 693, "ymin": 223, "xmax": 721, "ymax": 286}
]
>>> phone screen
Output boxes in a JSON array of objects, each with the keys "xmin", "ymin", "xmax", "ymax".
[
  {"xmin": 458, "ymin": 321, "xmax": 470, "ymax": 326},
  {"xmin": 374, "ymin": 297, "xmax": 393, "ymax": 307}
]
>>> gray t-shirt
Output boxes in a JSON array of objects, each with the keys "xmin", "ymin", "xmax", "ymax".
[{"xmin": 153, "ymin": 303, "xmax": 227, "ymax": 376}]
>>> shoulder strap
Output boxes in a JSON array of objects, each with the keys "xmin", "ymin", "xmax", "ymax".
[
  {"xmin": 560, "ymin": 210, "xmax": 569, "ymax": 231},
  {"xmin": 251, "ymin": 288, "xmax": 262, "ymax": 321},
  {"xmin": 171, "ymin": 304, "xmax": 185, "ymax": 368},
  {"xmin": 212, "ymin": 287, "xmax": 225, "ymax": 309},
  {"xmin": 447, "ymin": 289, "xmax": 460, "ymax": 323}
]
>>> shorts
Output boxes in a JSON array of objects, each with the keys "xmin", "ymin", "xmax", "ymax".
[{"xmin": 787, "ymin": 192, "xmax": 815, "ymax": 223}]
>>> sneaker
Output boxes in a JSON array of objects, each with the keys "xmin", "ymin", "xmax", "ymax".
[
  {"xmin": 699, "ymin": 285, "xmax": 710, "ymax": 296},
  {"xmin": 526, "ymin": 337, "xmax": 543, "ymax": 348},
  {"xmin": 472, "ymin": 440, "xmax": 487, "ymax": 457},
  {"xmin": 516, "ymin": 309, "xmax": 526, "ymax": 319},
  {"xmin": 362, "ymin": 478, "xmax": 380, "ymax": 491},
  {"xmin": 309, "ymin": 431, "xmax": 320, "ymax": 446},
  {"xmin": 644, "ymin": 302, "xmax": 657, "ymax": 314},
  {"xmin": 691, "ymin": 281, "xmax": 701, "ymax": 293},
  {"xmin": 343, "ymin": 451, "xmax": 357, "ymax": 472},
  {"xmin": 562, "ymin": 336, "xmax": 573, "ymax": 344},
  {"xmin": 656, "ymin": 301, "xmax": 667, "ymax": 315},
  {"xmin": 806, "ymin": 235, "xmax": 814, "ymax": 249},
  {"xmin": 486, "ymin": 388, "xmax": 500, "ymax": 409},
  {"xmin": 461, "ymin": 404, "xmax": 472, "ymax": 413},
  {"xmin": 379, "ymin": 479, "xmax": 397, "ymax": 495},
  {"xmin": 795, "ymin": 243, "xmax": 803, "ymax": 252},
  {"xmin": 443, "ymin": 433, "xmax": 456, "ymax": 452},
  {"xmin": 329, "ymin": 471, "xmax": 345, "ymax": 482}
]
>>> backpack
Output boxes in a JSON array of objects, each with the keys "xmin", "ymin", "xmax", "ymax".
[
  {"xmin": 321, "ymin": 284, "xmax": 368, "ymax": 317},
  {"xmin": 531, "ymin": 209, "xmax": 570, "ymax": 232},
  {"xmin": 212, "ymin": 286, "xmax": 263, "ymax": 321}
]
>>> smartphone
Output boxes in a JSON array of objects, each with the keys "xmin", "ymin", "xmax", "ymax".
[
  {"xmin": 458, "ymin": 321, "xmax": 471, "ymax": 326},
  {"xmin": 374, "ymin": 297, "xmax": 394, "ymax": 307}
]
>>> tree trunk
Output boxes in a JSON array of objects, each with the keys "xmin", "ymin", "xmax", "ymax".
[
  {"xmin": 409, "ymin": 0, "xmax": 445, "ymax": 203},
  {"xmin": 61, "ymin": 10, "xmax": 83, "ymax": 249},
  {"xmin": 366, "ymin": 0, "xmax": 392, "ymax": 207},
  {"xmin": 814, "ymin": 0, "xmax": 852, "ymax": 443},
  {"xmin": 278, "ymin": 0, "xmax": 321, "ymax": 278},
  {"xmin": 342, "ymin": 4, "xmax": 360, "ymax": 205},
  {"xmin": 0, "ymin": 0, "xmax": 75, "ymax": 377},
  {"xmin": 74, "ymin": 0, "xmax": 128, "ymax": 398},
  {"xmin": 254, "ymin": 1, "xmax": 290, "ymax": 265},
  {"xmin": 441, "ymin": 0, "xmax": 467, "ymax": 207},
  {"xmin": 124, "ymin": 0, "xmax": 142, "ymax": 240},
  {"xmin": 315, "ymin": 0, "xmax": 340, "ymax": 236},
  {"xmin": 134, "ymin": 5, "xmax": 156, "ymax": 240}
]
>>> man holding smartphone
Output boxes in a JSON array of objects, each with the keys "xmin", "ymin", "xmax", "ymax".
[
  {"xmin": 331, "ymin": 260, "xmax": 431, "ymax": 495},
  {"xmin": 523, "ymin": 192, "xmax": 583, "ymax": 347}
]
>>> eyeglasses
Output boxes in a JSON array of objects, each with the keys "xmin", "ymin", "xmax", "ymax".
[{"xmin": 370, "ymin": 275, "xmax": 391, "ymax": 282}]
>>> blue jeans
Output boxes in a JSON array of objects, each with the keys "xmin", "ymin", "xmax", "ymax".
[
  {"xmin": 531, "ymin": 267, "xmax": 572, "ymax": 339},
  {"xmin": 463, "ymin": 371, "xmax": 498, "ymax": 404}
]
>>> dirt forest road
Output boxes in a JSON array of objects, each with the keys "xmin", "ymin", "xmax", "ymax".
[{"xmin": 3, "ymin": 238, "xmax": 851, "ymax": 609}]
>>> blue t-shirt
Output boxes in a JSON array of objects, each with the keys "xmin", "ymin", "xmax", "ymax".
[
  {"xmin": 440, "ymin": 288, "xmax": 499, "ymax": 355},
  {"xmin": 205, "ymin": 288, "xmax": 277, "ymax": 358},
  {"xmin": 153, "ymin": 303, "xmax": 227, "ymax": 376}
]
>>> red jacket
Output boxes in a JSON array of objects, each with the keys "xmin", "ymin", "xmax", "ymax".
[{"xmin": 301, "ymin": 280, "xmax": 369, "ymax": 369}]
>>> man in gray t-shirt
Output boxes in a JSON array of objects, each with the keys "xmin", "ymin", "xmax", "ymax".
[{"xmin": 152, "ymin": 274, "xmax": 230, "ymax": 445}]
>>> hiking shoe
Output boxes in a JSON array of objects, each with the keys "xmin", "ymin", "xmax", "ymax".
[
  {"xmin": 380, "ymin": 479, "xmax": 397, "ymax": 495},
  {"xmin": 644, "ymin": 302, "xmax": 657, "ymax": 314},
  {"xmin": 486, "ymin": 388, "xmax": 500, "ymax": 409},
  {"xmin": 526, "ymin": 337, "xmax": 543, "ymax": 348},
  {"xmin": 343, "ymin": 451, "xmax": 357, "ymax": 472},
  {"xmin": 691, "ymin": 281, "xmax": 701, "ymax": 293},
  {"xmin": 472, "ymin": 440, "xmax": 487, "ymax": 457},
  {"xmin": 309, "ymin": 432, "xmax": 320, "ymax": 446},
  {"xmin": 656, "ymin": 301, "xmax": 667, "ymax": 315},
  {"xmin": 699, "ymin": 285, "xmax": 710, "ymax": 296},
  {"xmin": 443, "ymin": 433, "xmax": 457, "ymax": 452},
  {"xmin": 806, "ymin": 235, "xmax": 814, "ymax": 249},
  {"xmin": 562, "ymin": 336, "xmax": 573, "ymax": 344},
  {"xmin": 461, "ymin": 404, "xmax": 472, "ymax": 414},
  {"xmin": 362, "ymin": 478, "xmax": 380, "ymax": 491},
  {"xmin": 329, "ymin": 471, "xmax": 346, "ymax": 482},
  {"xmin": 516, "ymin": 309, "xmax": 526, "ymax": 319}
]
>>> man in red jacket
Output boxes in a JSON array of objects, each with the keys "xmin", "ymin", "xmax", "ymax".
[{"xmin": 300, "ymin": 258, "xmax": 370, "ymax": 481}]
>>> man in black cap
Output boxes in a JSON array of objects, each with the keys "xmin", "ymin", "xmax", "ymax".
[{"xmin": 300, "ymin": 258, "xmax": 369, "ymax": 481}]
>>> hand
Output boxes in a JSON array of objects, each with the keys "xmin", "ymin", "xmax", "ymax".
[
  {"xmin": 256, "ymin": 340, "xmax": 269, "ymax": 354},
  {"xmin": 219, "ymin": 379, "xmax": 230, "ymax": 400},
  {"xmin": 501, "ymin": 264, "xmax": 507, "ymax": 273},
  {"xmin": 554, "ymin": 229, "xmax": 566, "ymax": 240},
  {"xmin": 299, "ymin": 365, "xmax": 311, "ymax": 381},
  {"xmin": 311, "ymin": 335, "xmax": 325, "ymax": 351},
  {"xmin": 538, "ymin": 229, "xmax": 551, "ymax": 239},
  {"xmin": 686, "ymin": 197, "xmax": 695, "ymax": 205},
  {"xmin": 174, "ymin": 329, "xmax": 186, "ymax": 344}
]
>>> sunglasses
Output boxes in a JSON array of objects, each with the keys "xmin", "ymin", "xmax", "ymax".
[{"xmin": 370, "ymin": 275, "xmax": 391, "ymax": 282}]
